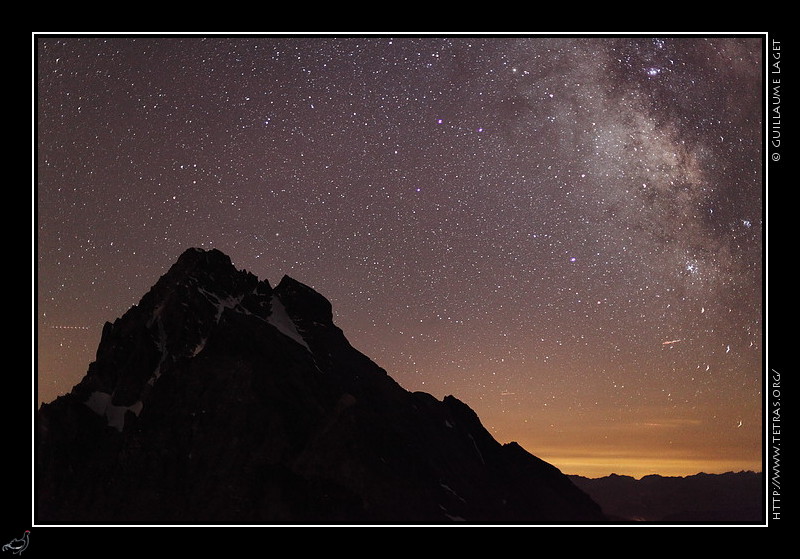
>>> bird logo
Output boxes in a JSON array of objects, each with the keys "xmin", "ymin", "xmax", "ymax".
[{"xmin": 2, "ymin": 531, "xmax": 29, "ymax": 555}]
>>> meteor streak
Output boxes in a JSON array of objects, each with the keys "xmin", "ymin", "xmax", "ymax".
[{"xmin": 662, "ymin": 339, "xmax": 683, "ymax": 346}]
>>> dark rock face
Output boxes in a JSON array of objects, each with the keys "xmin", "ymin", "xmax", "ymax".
[{"xmin": 36, "ymin": 248, "xmax": 605, "ymax": 525}]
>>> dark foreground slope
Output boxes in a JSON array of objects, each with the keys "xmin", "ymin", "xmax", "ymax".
[{"xmin": 36, "ymin": 248, "xmax": 604, "ymax": 525}]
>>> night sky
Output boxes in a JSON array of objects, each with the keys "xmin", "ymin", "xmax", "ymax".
[{"xmin": 35, "ymin": 34, "xmax": 764, "ymax": 479}]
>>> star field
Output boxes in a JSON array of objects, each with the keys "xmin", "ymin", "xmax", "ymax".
[{"xmin": 35, "ymin": 34, "xmax": 764, "ymax": 478}]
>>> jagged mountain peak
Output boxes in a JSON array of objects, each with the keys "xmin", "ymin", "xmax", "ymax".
[
  {"xmin": 151, "ymin": 247, "xmax": 267, "ymax": 302},
  {"xmin": 73, "ymin": 248, "xmax": 280, "ymax": 428},
  {"xmin": 174, "ymin": 246, "xmax": 234, "ymax": 271},
  {"xmin": 37, "ymin": 247, "xmax": 605, "ymax": 524},
  {"xmin": 275, "ymin": 274, "xmax": 334, "ymax": 326}
]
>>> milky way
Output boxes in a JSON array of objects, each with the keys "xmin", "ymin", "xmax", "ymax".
[{"xmin": 35, "ymin": 34, "xmax": 764, "ymax": 477}]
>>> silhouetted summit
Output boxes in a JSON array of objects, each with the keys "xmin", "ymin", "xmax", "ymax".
[{"xmin": 36, "ymin": 247, "xmax": 605, "ymax": 524}]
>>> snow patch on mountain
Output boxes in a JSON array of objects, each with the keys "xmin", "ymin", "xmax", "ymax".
[
  {"xmin": 198, "ymin": 286, "xmax": 246, "ymax": 322},
  {"xmin": 84, "ymin": 391, "xmax": 143, "ymax": 431},
  {"xmin": 268, "ymin": 295, "xmax": 310, "ymax": 350},
  {"xmin": 151, "ymin": 315, "xmax": 168, "ymax": 381}
]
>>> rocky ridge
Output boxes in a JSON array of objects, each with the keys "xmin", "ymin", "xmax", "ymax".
[{"xmin": 36, "ymin": 247, "xmax": 605, "ymax": 525}]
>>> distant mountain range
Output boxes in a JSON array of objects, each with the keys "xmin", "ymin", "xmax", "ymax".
[
  {"xmin": 569, "ymin": 471, "xmax": 764, "ymax": 522},
  {"xmin": 36, "ymin": 247, "xmax": 605, "ymax": 525}
]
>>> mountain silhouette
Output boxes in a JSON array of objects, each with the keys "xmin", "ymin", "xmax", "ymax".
[
  {"xmin": 569, "ymin": 471, "xmax": 764, "ymax": 522},
  {"xmin": 36, "ymin": 247, "xmax": 605, "ymax": 524}
]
